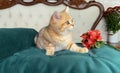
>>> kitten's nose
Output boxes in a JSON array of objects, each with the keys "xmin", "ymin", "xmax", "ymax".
[{"xmin": 71, "ymin": 24, "xmax": 74, "ymax": 26}]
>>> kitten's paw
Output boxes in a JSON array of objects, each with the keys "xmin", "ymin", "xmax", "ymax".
[
  {"xmin": 46, "ymin": 47, "xmax": 55, "ymax": 56},
  {"xmin": 79, "ymin": 47, "xmax": 89, "ymax": 53}
]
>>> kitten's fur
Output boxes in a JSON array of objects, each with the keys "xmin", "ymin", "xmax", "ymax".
[{"xmin": 35, "ymin": 7, "xmax": 88, "ymax": 55}]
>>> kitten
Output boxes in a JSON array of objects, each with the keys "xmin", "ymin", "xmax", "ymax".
[{"xmin": 35, "ymin": 7, "xmax": 88, "ymax": 56}]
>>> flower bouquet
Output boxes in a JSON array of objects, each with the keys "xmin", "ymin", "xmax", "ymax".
[{"xmin": 80, "ymin": 30, "xmax": 103, "ymax": 49}]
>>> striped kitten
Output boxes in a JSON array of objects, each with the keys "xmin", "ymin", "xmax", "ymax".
[{"xmin": 35, "ymin": 7, "xmax": 88, "ymax": 56}]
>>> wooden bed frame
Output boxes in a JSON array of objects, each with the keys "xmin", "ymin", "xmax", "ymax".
[{"xmin": 0, "ymin": 0, "xmax": 104, "ymax": 30}]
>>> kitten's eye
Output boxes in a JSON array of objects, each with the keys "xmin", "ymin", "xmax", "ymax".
[{"xmin": 66, "ymin": 21, "xmax": 70, "ymax": 25}]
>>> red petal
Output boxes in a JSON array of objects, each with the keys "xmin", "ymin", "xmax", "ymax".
[
  {"xmin": 96, "ymin": 35, "xmax": 102, "ymax": 41},
  {"xmin": 80, "ymin": 33, "xmax": 88, "ymax": 39}
]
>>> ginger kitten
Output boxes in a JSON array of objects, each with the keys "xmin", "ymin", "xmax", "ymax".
[{"xmin": 35, "ymin": 7, "xmax": 88, "ymax": 55}]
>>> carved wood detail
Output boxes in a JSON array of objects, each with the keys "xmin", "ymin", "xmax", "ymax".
[{"xmin": 0, "ymin": 0, "xmax": 104, "ymax": 30}]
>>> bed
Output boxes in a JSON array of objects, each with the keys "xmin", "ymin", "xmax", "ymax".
[{"xmin": 0, "ymin": 0, "xmax": 120, "ymax": 73}]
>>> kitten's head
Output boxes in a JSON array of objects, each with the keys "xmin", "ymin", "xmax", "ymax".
[{"xmin": 50, "ymin": 7, "xmax": 74, "ymax": 34}]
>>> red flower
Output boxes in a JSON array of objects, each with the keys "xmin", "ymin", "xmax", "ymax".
[{"xmin": 80, "ymin": 30, "xmax": 102, "ymax": 49}]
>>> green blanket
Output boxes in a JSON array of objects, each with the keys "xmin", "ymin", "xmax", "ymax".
[{"xmin": 0, "ymin": 44, "xmax": 120, "ymax": 73}]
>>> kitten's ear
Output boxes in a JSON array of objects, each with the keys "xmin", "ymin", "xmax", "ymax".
[
  {"xmin": 52, "ymin": 11, "xmax": 60, "ymax": 23},
  {"xmin": 63, "ymin": 6, "xmax": 69, "ymax": 13}
]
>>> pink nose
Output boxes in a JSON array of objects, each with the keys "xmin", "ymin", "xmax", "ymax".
[{"xmin": 71, "ymin": 24, "xmax": 74, "ymax": 26}]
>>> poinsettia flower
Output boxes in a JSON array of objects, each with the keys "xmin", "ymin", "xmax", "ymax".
[{"xmin": 80, "ymin": 30, "xmax": 103, "ymax": 49}]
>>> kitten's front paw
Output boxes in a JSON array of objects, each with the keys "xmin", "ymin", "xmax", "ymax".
[
  {"xmin": 79, "ymin": 47, "xmax": 89, "ymax": 53},
  {"xmin": 46, "ymin": 47, "xmax": 55, "ymax": 56}
]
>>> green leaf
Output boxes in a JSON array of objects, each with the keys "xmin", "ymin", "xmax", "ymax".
[{"xmin": 94, "ymin": 41, "xmax": 104, "ymax": 48}]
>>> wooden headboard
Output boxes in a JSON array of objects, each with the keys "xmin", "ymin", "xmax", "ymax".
[{"xmin": 0, "ymin": 0, "xmax": 104, "ymax": 42}]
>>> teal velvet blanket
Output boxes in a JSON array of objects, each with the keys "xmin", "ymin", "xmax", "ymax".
[
  {"xmin": 0, "ymin": 45, "xmax": 120, "ymax": 73},
  {"xmin": 0, "ymin": 28, "xmax": 120, "ymax": 73}
]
